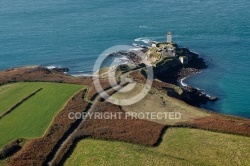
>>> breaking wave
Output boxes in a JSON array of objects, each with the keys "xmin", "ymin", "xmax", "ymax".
[
  {"xmin": 46, "ymin": 65, "xmax": 60, "ymax": 69},
  {"xmin": 134, "ymin": 37, "xmax": 153, "ymax": 44},
  {"xmin": 139, "ymin": 25, "xmax": 156, "ymax": 29}
]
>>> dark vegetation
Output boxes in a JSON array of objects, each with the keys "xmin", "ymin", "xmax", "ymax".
[
  {"xmin": 153, "ymin": 57, "xmax": 182, "ymax": 83},
  {"xmin": 86, "ymin": 79, "xmax": 114, "ymax": 101},
  {"xmin": 140, "ymin": 68, "xmax": 147, "ymax": 78},
  {"xmin": 116, "ymin": 64, "xmax": 130, "ymax": 73},
  {"xmin": 189, "ymin": 115, "xmax": 250, "ymax": 137},
  {"xmin": 0, "ymin": 139, "xmax": 23, "ymax": 160},
  {"xmin": 76, "ymin": 102, "xmax": 165, "ymax": 146},
  {"xmin": 0, "ymin": 66, "xmax": 92, "ymax": 86}
]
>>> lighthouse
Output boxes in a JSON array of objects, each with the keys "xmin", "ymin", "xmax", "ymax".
[{"xmin": 167, "ymin": 31, "xmax": 172, "ymax": 43}]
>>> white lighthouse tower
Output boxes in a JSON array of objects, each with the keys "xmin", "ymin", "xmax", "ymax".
[{"xmin": 167, "ymin": 31, "xmax": 172, "ymax": 43}]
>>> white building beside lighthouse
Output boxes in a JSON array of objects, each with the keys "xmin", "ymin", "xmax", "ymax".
[
  {"xmin": 149, "ymin": 32, "xmax": 190, "ymax": 65},
  {"xmin": 149, "ymin": 31, "xmax": 176, "ymax": 59}
]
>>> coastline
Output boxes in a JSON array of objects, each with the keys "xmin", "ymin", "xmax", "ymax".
[
  {"xmin": 178, "ymin": 68, "xmax": 202, "ymax": 82},
  {"xmin": 110, "ymin": 44, "xmax": 217, "ymax": 106},
  {"xmin": 176, "ymin": 59, "xmax": 218, "ymax": 105},
  {"xmin": 180, "ymin": 75, "xmax": 190, "ymax": 87},
  {"xmin": 0, "ymin": 61, "xmax": 250, "ymax": 165},
  {"xmin": 1, "ymin": 41, "xmax": 217, "ymax": 109}
]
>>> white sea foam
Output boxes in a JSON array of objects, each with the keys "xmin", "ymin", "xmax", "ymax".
[
  {"xmin": 139, "ymin": 25, "xmax": 155, "ymax": 29},
  {"xmin": 72, "ymin": 73, "xmax": 93, "ymax": 77},
  {"xmin": 139, "ymin": 25, "xmax": 148, "ymax": 28},
  {"xmin": 180, "ymin": 77, "xmax": 188, "ymax": 87},
  {"xmin": 72, "ymin": 70, "xmax": 93, "ymax": 77},
  {"xmin": 134, "ymin": 37, "xmax": 152, "ymax": 44},
  {"xmin": 180, "ymin": 71, "xmax": 203, "ymax": 88},
  {"xmin": 114, "ymin": 57, "xmax": 129, "ymax": 64},
  {"xmin": 76, "ymin": 71, "xmax": 84, "ymax": 73},
  {"xmin": 119, "ymin": 57, "xmax": 129, "ymax": 60},
  {"xmin": 46, "ymin": 65, "xmax": 59, "ymax": 69},
  {"xmin": 129, "ymin": 47, "xmax": 143, "ymax": 51},
  {"xmin": 134, "ymin": 36, "xmax": 162, "ymax": 45}
]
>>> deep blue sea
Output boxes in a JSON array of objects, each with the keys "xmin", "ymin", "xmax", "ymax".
[{"xmin": 0, "ymin": 0, "xmax": 250, "ymax": 118}]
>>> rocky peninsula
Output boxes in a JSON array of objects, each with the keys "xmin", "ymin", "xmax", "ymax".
[{"xmin": 108, "ymin": 39, "xmax": 217, "ymax": 107}]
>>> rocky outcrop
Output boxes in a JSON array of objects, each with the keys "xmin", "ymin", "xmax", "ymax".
[
  {"xmin": 177, "ymin": 68, "xmax": 201, "ymax": 81},
  {"xmin": 188, "ymin": 57, "xmax": 207, "ymax": 69},
  {"xmin": 153, "ymin": 57, "xmax": 182, "ymax": 83},
  {"xmin": 50, "ymin": 67, "xmax": 69, "ymax": 73},
  {"xmin": 151, "ymin": 45, "xmax": 216, "ymax": 107},
  {"xmin": 181, "ymin": 86, "xmax": 218, "ymax": 106}
]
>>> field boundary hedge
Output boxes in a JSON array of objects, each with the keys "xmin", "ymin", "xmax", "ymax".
[{"xmin": 0, "ymin": 88, "xmax": 43, "ymax": 120}]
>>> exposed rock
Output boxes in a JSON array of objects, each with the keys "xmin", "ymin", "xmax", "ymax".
[
  {"xmin": 188, "ymin": 57, "xmax": 208, "ymax": 69},
  {"xmin": 110, "ymin": 43, "xmax": 217, "ymax": 107},
  {"xmin": 51, "ymin": 67, "xmax": 69, "ymax": 73},
  {"xmin": 110, "ymin": 51, "xmax": 143, "ymax": 65},
  {"xmin": 180, "ymin": 86, "xmax": 218, "ymax": 106},
  {"xmin": 177, "ymin": 67, "xmax": 201, "ymax": 81}
]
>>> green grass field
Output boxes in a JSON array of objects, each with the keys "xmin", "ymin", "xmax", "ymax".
[
  {"xmin": 0, "ymin": 82, "xmax": 83, "ymax": 148},
  {"xmin": 64, "ymin": 128, "xmax": 250, "ymax": 166},
  {"xmin": 0, "ymin": 83, "xmax": 44, "ymax": 114}
]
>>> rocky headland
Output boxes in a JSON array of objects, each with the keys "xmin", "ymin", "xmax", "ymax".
[{"xmin": 108, "ymin": 43, "xmax": 217, "ymax": 107}]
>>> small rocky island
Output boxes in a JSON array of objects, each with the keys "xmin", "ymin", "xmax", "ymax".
[{"xmin": 108, "ymin": 32, "xmax": 217, "ymax": 106}]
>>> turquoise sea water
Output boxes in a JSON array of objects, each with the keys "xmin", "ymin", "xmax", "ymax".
[{"xmin": 0, "ymin": 0, "xmax": 250, "ymax": 118}]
